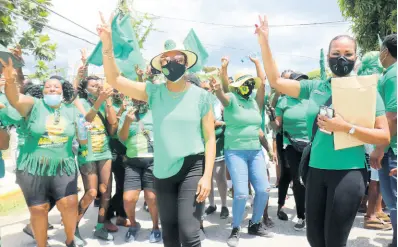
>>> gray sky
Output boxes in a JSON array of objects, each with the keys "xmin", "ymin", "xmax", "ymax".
[{"xmin": 19, "ymin": 0, "xmax": 352, "ymax": 79}]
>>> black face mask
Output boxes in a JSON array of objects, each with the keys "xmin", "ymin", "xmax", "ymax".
[
  {"xmin": 328, "ymin": 56, "xmax": 355, "ymax": 77},
  {"xmin": 237, "ymin": 81, "xmax": 255, "ymax": 99},
  {"xmin": 161, "ymin": 61, "xmax": 186, "ymax": 82}
]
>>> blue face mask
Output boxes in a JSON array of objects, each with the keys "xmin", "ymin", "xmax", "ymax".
[{"xmin": 44, "ymin": 94, "xmax": 63, "ymax": 106}]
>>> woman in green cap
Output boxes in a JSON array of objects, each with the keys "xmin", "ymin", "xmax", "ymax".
[
  {"xmin": 256, "ymin": 15, "xmax": 390, "ymax": 247},
  {"xmin": 97, "ymin": 13, "xmax": 215, "ymax": 247},
  {"xmin": 1, "ymin": 58, "xmax": 83, "ymax": 247},
  {"xmin": 75, "ymin": 75, "xmax": 118, "ymax": 245}
]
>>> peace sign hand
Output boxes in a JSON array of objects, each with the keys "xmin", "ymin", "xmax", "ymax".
[
  {"xmin": 0, "ymin": 58, "xmax": 16, "ymax": 83},
  {"xmin": 221, "ymin": 56, "xmax": 229, "ymax": 69},
  {"xmin": 97, "ymin": 12, "xmax": 113, "ymax": 43},
  {"xmin": 80, "ymin": 48, "xmax": 88, "ymax": 64},
  {"xmin": 255, "ymin": 15, "xmax": 269, "ymax": 44}
]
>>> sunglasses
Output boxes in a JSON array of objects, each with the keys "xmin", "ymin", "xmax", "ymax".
[{"xmin": 160, "ymin": 55, "xmax": 187, "ymax": 66}]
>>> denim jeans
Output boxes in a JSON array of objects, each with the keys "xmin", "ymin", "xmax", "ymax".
[
  {"xmin": 379, "ymin": 148, "xmax": 397, "ymax": 245},
  {"xmin": 225, "ymin": 150, "xmax": 270, "ymax": 228}
]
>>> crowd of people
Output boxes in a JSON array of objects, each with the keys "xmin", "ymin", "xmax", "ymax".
[{"xmin": 0, "ymin": 13, "xmax": 396, "ymax": 247}]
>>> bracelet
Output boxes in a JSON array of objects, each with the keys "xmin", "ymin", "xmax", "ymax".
[
  {"xmin": 102, "ymin": 49, "xmax": 114, "ymax": 59},
  {"xmin": 91, "ymin": 106, "xmax": 99, "ymax": 112}
]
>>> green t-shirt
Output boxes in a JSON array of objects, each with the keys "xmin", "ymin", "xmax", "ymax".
[
  {"xmin": 78, "ymin": 98, "xmax": 112, "ymax": 165},
  {"xmin": 17, "ymin": 99, "xmax": 78, "ymax": 176},
  {"xmin": 118, "ymin": 110, "xmax": 154, "ymax": 158},
  {"xmin": 275, "ymin": 95, "xmax": 309, "ymax": 145},
  {"xmin": 299, "ymin": 78, "xmax": 385, "ymax": 170},
  {"xmin": 146, "ymin": 82, "xmax": 211, "ymax": 179},
  {"xmin": 378, "ymin": 63, "xmax": 397, "ymax": 154},
  {"xmin": 223, "ymin": 92, "xmax": 262, "ymax": 150}
]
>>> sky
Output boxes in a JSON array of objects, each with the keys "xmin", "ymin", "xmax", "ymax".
[{"xmin": 18, "ymin": 0, "xmax": 353, "ymax": 80}]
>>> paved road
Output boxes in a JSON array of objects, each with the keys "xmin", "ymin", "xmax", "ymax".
[{"xmin": 0, "ymin": 170, "xmax": 393, "ymax": 247}]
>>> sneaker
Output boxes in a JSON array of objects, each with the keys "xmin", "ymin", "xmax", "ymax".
[
  {"xmin": 263, "ymin": 217, "xmax": 275, "ymax": 228},
  {"xmin": 294, "ymin": 218, "xmax": 306, "ymax": 231},
  {"xmin": 94, "ymin": 227, "xmax": 114, "ymax": 241},
  {"xmin": 125, "ymin": 222, "xmax": 141, "ymax": 243},
  {"xmin": 220, "ymin": 206, "xmax": 229, "ymax": 219},
  {"xmin": 23, "ymin": 225, "xmax": 34, "ymax": 239},
  {"xmin": 205, "ymin": 205, "xmax": 217, "ymax": 215},
  {"xmin": 277, "ymin": 209, "xmax": 288, "ymax": 221},
  {"xmin": 228, "ymin": 189, "xmax": 233, "ymax": 199},
  {"xmin": 149, "ymin": 229, "xmax": 162, "ymax": 243},
  {"xmin": 248, "ymin": 220, "xmax": 274, "ymax": 238},
  {"xmin": 227, "ymin": 227, "xmax": 240, "ymax": 247},
  {"xmin": 74, "ymin": 227, "xmax": 87, "ymax": 246},
  {"xmin": 105, "ymin": 220, "xmax": 119, "ymax": 233}
]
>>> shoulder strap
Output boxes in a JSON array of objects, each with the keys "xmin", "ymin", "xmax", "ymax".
[{"xmin": 311, "ymin": 95, "xmax": 332, "ymax": 142}]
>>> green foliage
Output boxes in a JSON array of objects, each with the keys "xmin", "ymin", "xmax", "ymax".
[
  {"xmin": 28, "ymin": 60, "xmax": 64, "ymax": 81},
  {"xmin": 118, "ymin": 0, "xmax": 155, "ymax": 49},
  {"xmin": 338, "ymin": 0, "xmax": 397, "ymax": 53},
  {"xmin": 0, "ymin": 0, "xmax": 57, "ymax": 78}
]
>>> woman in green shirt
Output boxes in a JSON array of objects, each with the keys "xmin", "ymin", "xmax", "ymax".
[
  {"xmin": 75, "ymin": 75, "xmax": 118, "ymax": 244},
  {"xmin": 1, "ymin": 58, "xmax": 83, "ymax": 247},
  {"xmin": 118, "ymin": 101, "xmax": 161, "ymax": 243},
  {"xmin": 257, "ymin": 16, "xmax": 390, "ymax": 247},
  {"xmin": 270, "ymin": 72, "xmax": 309, "ymax": 231},
  {"xmin": 97, "ymin": 14, "xmax": 215, "ymax": 247},
  {"xmin": 211, "ymin": 71, "xmax": 273, "ymax": 247}
]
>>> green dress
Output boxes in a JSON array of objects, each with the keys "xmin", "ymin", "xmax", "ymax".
[
  {"xmin": 77, "ymin": 98, "xmax": 112, "ymax": 165},
  {"xmin": 299, "ymin": 78, "xmax": 385, "ymax": 170},
  {"xmin": 17, "ymin": 99, "xmax": 78, "ymax": 176}
]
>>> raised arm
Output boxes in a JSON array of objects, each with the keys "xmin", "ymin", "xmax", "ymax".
[
  {"xmin": 250, "ymin": 56, "xmax": 266, "ymax": 112},
  {"xmin": 98, "ymin": 12, "xmax": 147, "ymax": 101},
  {"xmin": 210, "ymin": 77, "xmax": 230, "ymax": 107},
  {"xmin": 0, "ymin": 58, "xmax": 34, "ymax": 117},
  {"xmin": 220, "ymin": 57, "xmax": 230, "ymax": 93},
  {"xmin": 256, "ymin": 16, "xmax": 301, "ymax": 98},
  {"xmin": 105, "ymin": 97, "xmax": 118, "ymax": 136},
  {"xmin": 85, "ymin": 86, "xmax": 112, "ymax": 123},
  {"xmin": 118, "ymin": 109, "xmax": 136, "ymax": 142}
]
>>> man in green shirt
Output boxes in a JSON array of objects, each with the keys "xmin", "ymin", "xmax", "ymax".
[{"xmin": 370, "ymin": 34, "xmax": 397, "ymax": 247}]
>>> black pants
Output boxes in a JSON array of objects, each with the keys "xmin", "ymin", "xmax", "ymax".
[
  {"xmin": 154, "ymin": 155, "xmax": 204, "ymax": 247},
  {"xmin": 107, "ymin": 153, "xmax": 127, "ymax": 219},
  {"xmin": 306, "ymin": 167, "xmax": 367, "ymax": 247},
  {"xmin": 277, "ymin": 146, "xmax": 306, "ymax": 219}
]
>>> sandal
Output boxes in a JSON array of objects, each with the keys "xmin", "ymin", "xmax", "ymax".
[
  {"xmin": 376, "ymin": 212, "xmax": 391, "ymax": 222},
  {"xmin": 364, "ymin": 217, "xmax": 392, "ymax": 231}
]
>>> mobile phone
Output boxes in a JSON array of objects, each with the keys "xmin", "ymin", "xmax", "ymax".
[
  {"xmin": 326, "ymin": 108, "xmax": 334, "ymax": 119},
  {"xmin": 319, "ymin": 106, "xmax": 332, "ymax": 135}
]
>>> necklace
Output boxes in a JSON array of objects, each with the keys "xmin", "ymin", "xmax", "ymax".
[{"xmin": 166, "ymin": 82, "xmax": 187, "ymax": 99}]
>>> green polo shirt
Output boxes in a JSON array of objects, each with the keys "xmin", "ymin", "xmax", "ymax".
[
  {"xmin": 299, "ymin": 78, "xmax": 385, "ymax": 170},
  {"xmin": 275, "ymin": 95, "xmax": 309, "ymax": 145},
  {"xmin": 223, "ymin": 92, "xmax": 262, "ymax": 150},
  {"xmin": 378, "ymin": 63, "xmax": 397, "ymax": 154}
]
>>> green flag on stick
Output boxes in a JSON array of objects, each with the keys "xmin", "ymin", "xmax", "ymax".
[{"xmin": 320, "ymin": 48, "xmax": 327, "ymax": 80}]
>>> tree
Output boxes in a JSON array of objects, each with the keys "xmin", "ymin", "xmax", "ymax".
[
  {"xmin": 0, "ymin": 0, "xmax": 57, "ymax": 79},
  {"xmin": 338, "ymin": 0, "xmax": 397, "ymax": 53},
  {"xmin": 118, "ymin": 0, "xmax": 156, "ymax": 49}
]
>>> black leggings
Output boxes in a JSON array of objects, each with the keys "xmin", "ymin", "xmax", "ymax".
[
  {"xmin": 154, "ymin": 155, "xmax": 204, "ymax": 247},
  {"xmin": 78, "ymin": 160, "xmax": 113, "ymax": 224},
  {"xmin": 107, "ymin": 154, "xmax": 127, "ymax": 219},
  {"xmin": 306, "ymin": 167, "xmax": 367, "ymax": 247},
  {"xmin": 278, "ymin": 146, "xmax": 306, "ymax": 219}
]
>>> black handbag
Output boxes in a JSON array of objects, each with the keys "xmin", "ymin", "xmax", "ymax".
[
  {"xmin": 283, "ymin": 131, "xmax": 309, "ymax": 152},
  {"xmin": 299, "ymin": 96, "xmax": 332, "ymax": 186}
]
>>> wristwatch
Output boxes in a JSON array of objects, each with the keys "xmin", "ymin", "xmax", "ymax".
[{"xmin": 348, "ymin": 125, "xmax": 356, "ymax": 135}]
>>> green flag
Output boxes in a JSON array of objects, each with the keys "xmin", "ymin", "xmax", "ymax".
[
  {"xmin": 320, "ymin": 48, "xmax": 326, "ymax": 80},
  {"xmin": 87, "ymin": 13, "xmax": 134, "ymax": 66},
  {"xmin": 183, "ymin": 29, "xmax": 208, "ymax": 73},
  {"xmin": 115, "ymin": 14, "xmax": 146, "ymax": 80}
]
